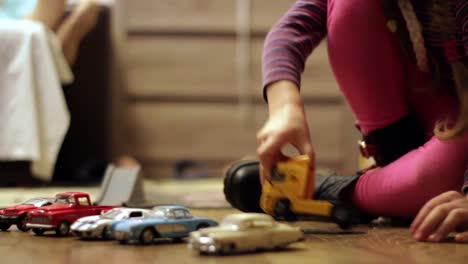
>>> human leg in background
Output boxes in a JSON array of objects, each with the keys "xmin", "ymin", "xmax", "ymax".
[
  {"xmin": 26, "ymin": 0, "xmax": 99, "ymax": 66},
  {"xmin": 55, "ymin": 0, "xmax": 99, "ymax": 66},
  {"xmin": 326, "ymin": 0, "xmax": 468, "ymax": 218}
]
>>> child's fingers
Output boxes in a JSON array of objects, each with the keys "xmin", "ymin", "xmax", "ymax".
[
  {"xmin": 257, "ymin": 136, "xmax": 284, "ymax": 178},
  {"xmin": 414, "ymin": 202, "xmax": 460, "ymax": 241},
  {"xmin": 455, "ymin": 230, "xmax": 468, "ymax": 243},
  {"xmin": 411, "ymin": 191, "xmax": 463, "ymax": 234},
  {"xmin": 428, "ymin": 209, "xmax": 468, "ymax": 242}
]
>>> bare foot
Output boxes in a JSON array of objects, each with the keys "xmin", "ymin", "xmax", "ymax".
[{"xmin": 56, "ymin": 0, "xmax": 100, "ymax": 66}]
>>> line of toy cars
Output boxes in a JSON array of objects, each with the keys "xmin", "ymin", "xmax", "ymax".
[
  {"xmin": 0, "ymin": 192, "xmax": 305, "ymax": 254},
  {"xmin": 73, "ymin": 205, "xmax": 218, "ymax": 245}
]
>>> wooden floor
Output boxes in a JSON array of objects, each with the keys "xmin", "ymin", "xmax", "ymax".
[{"xmin": 1, "ymin": 208, "xmax": 467, "ymax": 264}]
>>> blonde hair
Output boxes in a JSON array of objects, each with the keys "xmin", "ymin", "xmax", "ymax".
[{"xmin": 398, "ymin": 0, "xmax": 468, "ymax": 139}]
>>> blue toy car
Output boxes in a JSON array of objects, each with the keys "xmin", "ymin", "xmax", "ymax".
[{"xmin": 110, "ymin": 205, "xmax": 218, "ymax": 244}]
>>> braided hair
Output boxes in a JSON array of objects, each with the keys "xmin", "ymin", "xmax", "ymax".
[
  {"xmin": 428, "ymin": 0, "xmax": 468, "ymax": 139},
  {"xmin": 382, "ymin": 0, "xmax": 468, "ymax": 139}
]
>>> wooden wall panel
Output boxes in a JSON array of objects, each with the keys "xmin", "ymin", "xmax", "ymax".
[
  {"xmin": 251, "ymin": 0, "xmax": 296, "ymax": 32},
  {"xmin": 125, "ymin": 0, "xmax": 299, "ymax": 33},
  {"xmin": 126, "ymin": 103, "xmax": 343, "ymax": 166},
  {"xmin": 125, "ymin": 0, "xmax": 236, "ymax": 32},
  {"xmin": 126, "ymin": 37, "xmax": 239, "ymax": 98},
  {"xmin": 127, "ymin": 38, "xmax": 340, "ymax": 100}
]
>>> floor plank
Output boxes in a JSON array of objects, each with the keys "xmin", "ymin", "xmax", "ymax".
[{"xmin": 1, "ymin": 208, "xmax": 467, "ymax": 264}]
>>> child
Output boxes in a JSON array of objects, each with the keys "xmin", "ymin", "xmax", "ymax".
[{"xmin": 226, "ymin": 0, "xmax": 468, "ymax": 243}]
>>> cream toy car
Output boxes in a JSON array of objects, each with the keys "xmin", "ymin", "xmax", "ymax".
[
  {"xmin": 71, "ymin": 208, "xmax": 152, "ymax": 239},
  {"xmin": 188, "ymin": 213, "xmax": 304, "ymax": 254}
]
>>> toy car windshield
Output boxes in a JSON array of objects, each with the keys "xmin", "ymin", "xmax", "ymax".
[
  {"xmin": 219, "ymin": 218, "xmax": 242, "ymax": 230},
  {"xmin": 23, "ymin": 198, "xmax": 52, "ymax": 207},
  {"xmin": 151, "ymin": 209, "xmax": 167, "ymax": 218},
  {"xmin": 101, "ymin": 209, "xmax": 126, "ymax": 220},
  {"xmin": 54, "ymin": 196, "xmax": 75, "ymax": 205}
]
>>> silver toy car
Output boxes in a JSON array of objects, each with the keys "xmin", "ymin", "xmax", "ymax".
[
  {"xmin": 188, "ymin": 213, "xmax": 304, "ymax": 254},
  {"xmin": 71, "ymin": 208, "xmax": 152, "ymax": 239}
]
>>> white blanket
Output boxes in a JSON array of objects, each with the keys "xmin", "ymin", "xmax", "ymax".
[{"xmin": 0, "ymin": 20, "xmax": 73, "ymax": 181}]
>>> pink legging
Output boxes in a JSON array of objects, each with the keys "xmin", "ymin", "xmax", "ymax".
[{"xmin": 327, "ymin": 0, "xmax": 468, "ymax": 218}]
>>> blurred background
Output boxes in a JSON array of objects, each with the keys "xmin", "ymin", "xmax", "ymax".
[{"xmin": 0, "ymin": 0, "xmax": 360, "ymax": 186}]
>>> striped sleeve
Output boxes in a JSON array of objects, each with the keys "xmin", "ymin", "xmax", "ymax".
[
  {"xmin": 262, "ymin": 0, "xmax": 328, "ymax": 100},
  {"xmin": 456, "ymin": 0, "xmax": 468, "ymax": 56}
]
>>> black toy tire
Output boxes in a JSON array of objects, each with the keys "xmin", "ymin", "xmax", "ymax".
[
  {"xmin": 273, "ymin": 199, "xmax": 297, "ymax": 221},
  {"xmin": 16, "ymin": 214, "xmax": 30, "ymax": 232},
  {"xmin": 139, "ymin": 228, "xmax": 155, "ymax": 245},
  {"xmin": 0, "ymin": 223, "xmax": 11, "ymax": 231},
  {"xmin": 331, "ymin": 204, "xmax": 352, "ymax": 229},
  {"xmin": 223, "ymin": 161, "xmax": 263, "ymax": 213},
  {"xmin": 101, "ymin": 226, "xmax": 110, "ymax": 240},
  {"xmin": 33, "ymin": 228, "xmax": 45, "ymax": 235},
  {"xmin": 56, "ymin": 221, "xmax": 71, "ymax": 236}
]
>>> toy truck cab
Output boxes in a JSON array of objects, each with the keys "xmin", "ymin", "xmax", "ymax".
[
  {"xmin": 55, "ymin": 192, "xmax": 91, "ymax": 206},
  {"xmin": 260, "ymin": 156, "xmax": 351, "ymax": 229},
  {"xmin": 27, "ymin": 192, "xmax": 117, "ymax": 236}
]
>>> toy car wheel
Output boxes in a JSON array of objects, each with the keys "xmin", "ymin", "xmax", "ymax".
[
  {"xmin": 101, "ymin": 226, "xmax": 110, "ymax": 240},
  {"xmin": 331, "ymin": 204, "xmax": 352, "ymax": 229},
  {"xmin": 173, "ymin": 237, "xmax": 184, "ymax": 243},
  {"xmin": 274, "ymin": 199, "xmax": 297, "ymax": 221},
  {"xmin": 16, "ymin": 214, "xmax": 30, "ymax": 232},
  {"xmin": 56, "ymin": 221, "xmax": 71, "ymax": 236},
  {"xmin": 0, "ymin": 223, "xmax": 11, "ymax": 231},
  {"xmin": 139, "ymin": 228, "xmax": 155, "ymax": 245},
  {"xmin": 219, "ymin": 243, "xmax": 236, "ymax": 255},
  {"xmin": 32, "ymin": 228, "xmax": 45, "ymax": 235}
]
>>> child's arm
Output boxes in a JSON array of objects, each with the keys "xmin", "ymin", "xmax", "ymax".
[
  {"xmin": 262, "ymin": 0, "xmax": 328, "ymax": 100},
  {"xmin": 258, "ymin": 0, "xmax": 328, "ymax": 177}
]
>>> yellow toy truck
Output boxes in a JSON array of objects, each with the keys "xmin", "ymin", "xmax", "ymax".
[{"xmin": 260, "ymin": 155, "xmax": 352, "ymax": 229}]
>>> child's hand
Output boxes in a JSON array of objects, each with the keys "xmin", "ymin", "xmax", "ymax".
[
  {"xmin": 410, "ymin": 191, "xmax": 468, "ymax": 243},
  {"xmin": 256, "ymin": 102, "xmax": 315, "ymax": 181}
]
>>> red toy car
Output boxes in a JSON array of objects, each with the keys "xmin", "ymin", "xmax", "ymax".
[
  {"xmin": 26, "ymin": 192, "xmax": 118, "ymax": 236},
  {"xmin": 0, "ymin": 198, "xmax": 54, "ymax": 232}
]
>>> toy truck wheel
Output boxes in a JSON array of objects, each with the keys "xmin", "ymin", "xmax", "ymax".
[
  {"xmin": 139, "ymin": 228, "xmax": 156, "ymax": 245},
  {"xmin": 56, "ymin": 221, "xmax": 71, "ymax": 236},
  {"xmin": 274, "ymin": 199, "xmax": 297, "ymax": 221},
  {"xmin": 331, "ymin": 204, "xmax": 352, "ymax": 229},
  {"xmin": 33, "ymin": 228, "xmax": 45, "ymax": 235},
  {"xmin": 0, "ymin": 223, "xmax": 11, "ymax": 231},
  {"xmin": 16, "ymin": 214, "xmax": 30, "ymax": 232}
]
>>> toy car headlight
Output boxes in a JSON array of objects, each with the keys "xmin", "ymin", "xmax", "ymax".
[{"xmin": 198, "ymin": 236, "xmax": 215, "ymax": 245}]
